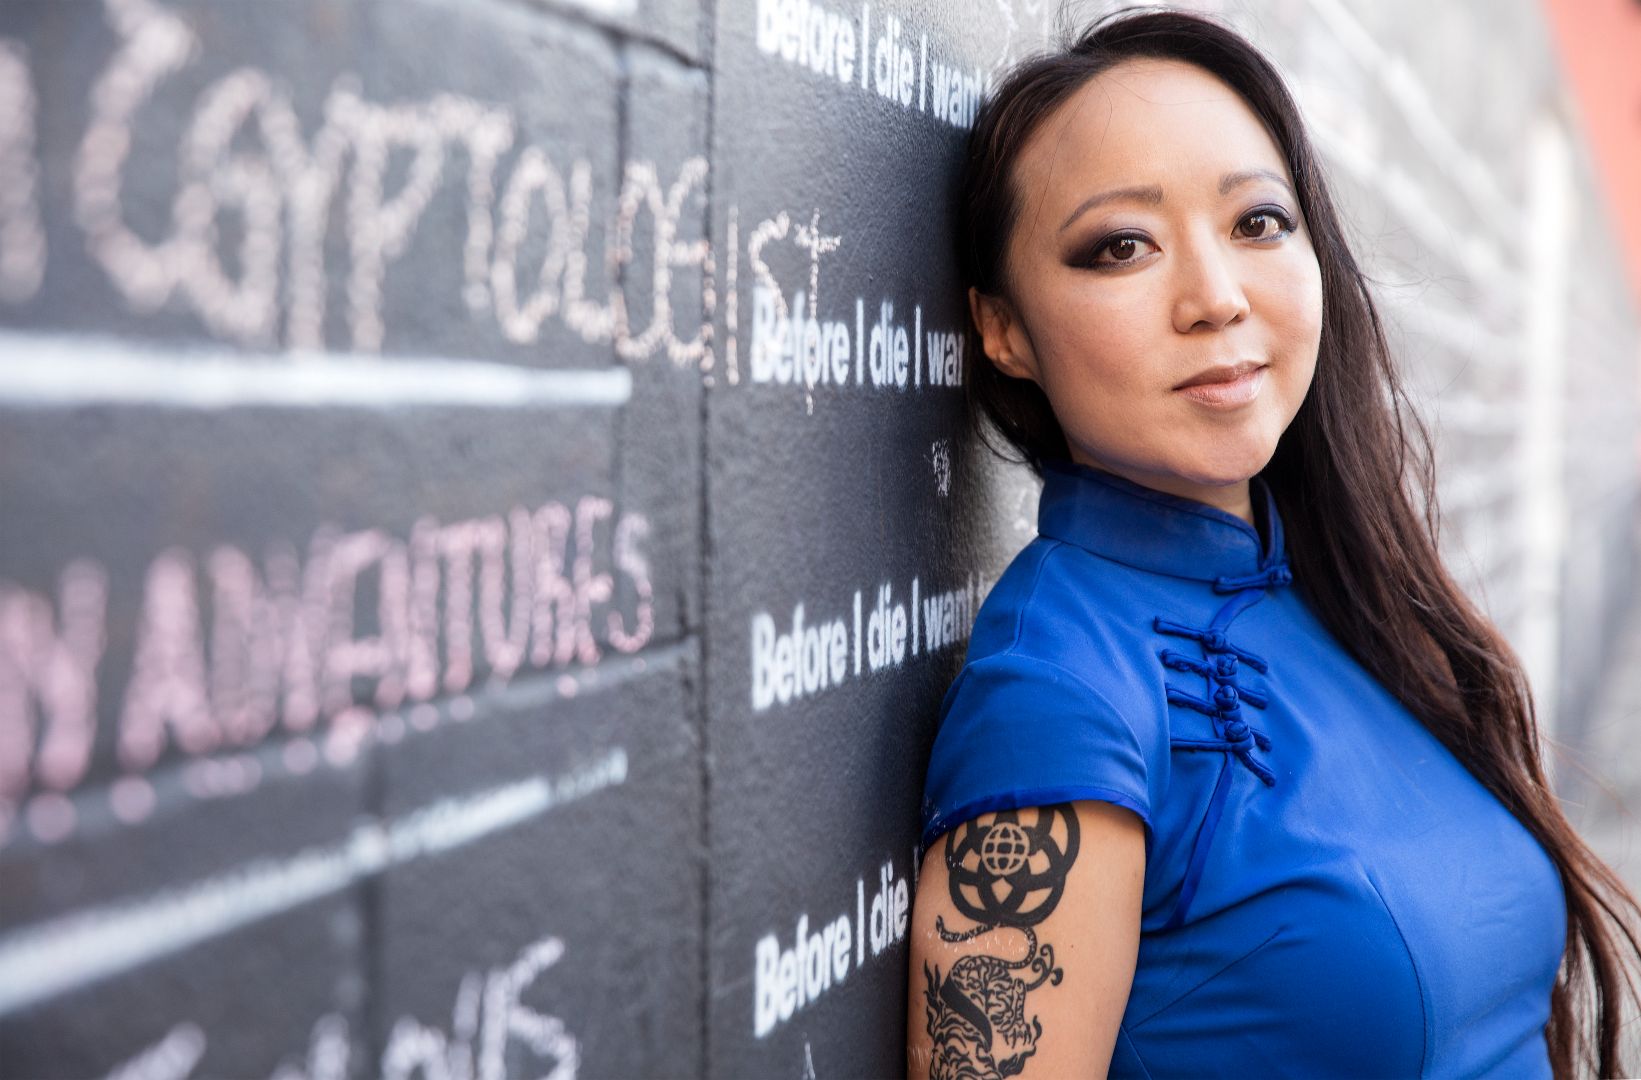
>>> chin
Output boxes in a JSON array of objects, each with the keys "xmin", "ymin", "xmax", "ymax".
[
  {"xmin": 1168, "ymin": 441, "xmax": 1278, "ymax": 489},
  {"xmin": 1073, "ymin": 432, "xmax": 1280, "ymax": 496},
  {"xmin": 1205, "ymin": 418, "xmax": 1290, "ymax": 474}
]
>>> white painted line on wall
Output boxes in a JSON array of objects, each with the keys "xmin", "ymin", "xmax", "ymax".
[
  {"xmin": 1516, "ymin": 116, "xmax": 1575, "ymax": 737},
  {"xmin": 1440, "ymin": 469, "xmax": 1526, "ymax": 517},
  {"xmin": 0, "ymin": 747, "xmax": 627, "ymax": 1016},
  {"xmin": 0, "ymin": 332, "xmax": 633, "ymax": 408},
  {"xmin": 1302, "ymin": 0, "xmax": 1523, "ymax": 231},
  {"xmin": 1418, "ymin": 397, "xmax": 1525, "ymax": 438},
  {"xmin": 555, "ymin": 0, "xmax": 639, "ymax": 16},
  {"xmin": 1305, "ymin": 111, "xmax": 1522, "ymax": 300},
  {"xmin": 1377, "ymin": 290, "xmax": 1517, "ymax": 361}
]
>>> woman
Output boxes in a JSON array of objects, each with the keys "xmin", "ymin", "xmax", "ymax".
[{"xmin": 907, "ymin": 9, "xmax": 1641, "ymax": 1078}]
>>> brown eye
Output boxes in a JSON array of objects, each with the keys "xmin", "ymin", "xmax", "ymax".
[
  {"xmin": 1107, "ymin": 237, "xmax": 1140, "ymax": 261},
  {"xmin": 1236, "ymin": 208, "xmax": 1296, "ymax": 241},
  {"xmin": 1081, "ymin": 233, "xmax": 1157, "ymax": 270},
  {"xmin": 1238, "ymin": 213, "xmax": 1276, "ymax": 239}
]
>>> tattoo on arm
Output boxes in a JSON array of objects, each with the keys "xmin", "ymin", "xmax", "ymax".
[{"xmin": 922, "ymin": 804, "xmax": 1080, "ymax": 1079}]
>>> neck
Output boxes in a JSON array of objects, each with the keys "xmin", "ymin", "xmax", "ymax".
[{"xmin": 1066, "ymin": 452, "xmax": 1256, "ymax": 526}]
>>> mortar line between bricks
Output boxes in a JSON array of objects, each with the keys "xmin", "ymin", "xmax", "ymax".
[
  {"xmin": 361, "ymin": 681, "xmax": 387, "ymax": 1075},
  {"xmin": 0, "ymin": 640, "xmax": 693, "ymax": 860},
  {"xmin": 0, "ymin": 748, "xmax": 630, "ymax": 1018},
  {"xmin": 495, "ymin": 0, "xmax": 707, "ymax": 70},
  {"xmin": 697, "ymin": 0, "xmax": 718, "ymax": 1072},
  {"xmin": 0, "ymin": 332, "xmax": 634, "ymax": 408}
]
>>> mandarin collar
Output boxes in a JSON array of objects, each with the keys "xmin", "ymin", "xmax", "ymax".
[{"xmin": 1035, "ymin": 459, "xmax": 1286, "ymax": 584}]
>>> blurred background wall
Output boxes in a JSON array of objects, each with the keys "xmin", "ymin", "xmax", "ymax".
[{"xmin": 0, "ymin": 0, "xmax": 1636, "ymax": 1076}]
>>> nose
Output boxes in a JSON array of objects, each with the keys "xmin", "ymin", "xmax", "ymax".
[{"xmin": 1171, "ymin": 236, "xmax": 1251, "ymax": 333}]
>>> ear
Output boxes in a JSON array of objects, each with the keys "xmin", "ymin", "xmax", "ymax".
[{"xmin": 968, "ymin": 286, "xmax": 1040, "ymax": 384}]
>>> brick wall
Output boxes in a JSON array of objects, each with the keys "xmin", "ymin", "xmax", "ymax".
[{"xmin": 0, "ymin": 1, "xmax": 1634, "ymax": 1076}]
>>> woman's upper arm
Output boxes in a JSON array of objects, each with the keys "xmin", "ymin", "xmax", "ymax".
[{"xmin": 906, "ymin": 799, "xmax": 1145, "ymax": 1079}]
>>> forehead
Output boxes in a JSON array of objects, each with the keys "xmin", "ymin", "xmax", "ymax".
[{"xmin": 1012, "ymin": 58, "xmax": 1289, "ymax": 221}]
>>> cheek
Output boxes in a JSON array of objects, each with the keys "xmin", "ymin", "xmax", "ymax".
[
  {"xmin": 1276, "ymin": 265, "xmax": 1323, "ymax": 417},
  {"xmin": 1262, "ymin": 251, "xmax": 1324, "ymax": 358},
  {"xmin": 1299, "ymin": 260, "xmax": 1325, "ymax": 339},
  {"xmin": 1030, "ymin": 283, "xmax": 1158, "ymax": 393}
]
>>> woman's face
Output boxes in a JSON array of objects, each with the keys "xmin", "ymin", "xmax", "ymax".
[{"xmin": 974, "ymin": 57, "xmax": 1323, "ymax": 519}]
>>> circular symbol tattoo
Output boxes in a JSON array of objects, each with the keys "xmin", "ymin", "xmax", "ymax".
[
  {"xmin": 980, "ymin": 821, "xmax": 1031, "ymax": 876},
  {"xmin": 944, "ymin": 804, "xmax": 1080, "ymax": 928}
]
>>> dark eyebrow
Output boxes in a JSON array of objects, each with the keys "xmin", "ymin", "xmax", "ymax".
[
  {"xmin": 1058, "ymin": 168, "xmax": 1297, "ymax": 233},
  {"xmin": 1220, "ymin": 167, "xmax": 1295, "ymax": 199},
  {"xmin": 1058, "ymin": 184, "xmax": 1163, "ymax": 233}
]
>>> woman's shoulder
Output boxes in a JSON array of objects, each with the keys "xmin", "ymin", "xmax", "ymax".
[
  {"xmin": 925, "ymin": 537, "xmax": 1174, "ymax": 850},
  {"xmin": 968, "ymin": 535, "xmax": 1162, "ymax": 676}
]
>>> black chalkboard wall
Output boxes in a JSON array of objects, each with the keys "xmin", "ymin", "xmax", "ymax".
[{"xmin": 0, "ymin": 0, "xmax": 1052, "ymax": 1075}]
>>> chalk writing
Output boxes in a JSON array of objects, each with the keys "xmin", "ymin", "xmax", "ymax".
[
  {"xmin": 63, "ymin": 0, "xmax": 708, "ymax": 362},
  {"xmin": 749, "ymin": 573, "xmax": 984, "ymax": 711},
  {"xmin": 0, "ymin": 562, "xmax": 108, "ymax": 800},
  {"xmin": 99, "ymin": 935, "xmax": 575, "ymax": 1080},
  {"xmin": 104, "ymin": 1023, "xmax": 206, "ymax": 1080},
  {"xmin": 930, "ymin": 440, "xmax": 952, "ymax": 497},
  {"xmin": 757, "ymin": 0, "xmax": 858, "ymax": 86},
  {"xmin": 722, "ymin": 205, "xmax": 741, "ymax": 385},
  {"xmin": 923, "ymin": 327, "xmax": 966, "ymax": 387},
  {"xmin": 0, "ymin": 500, "xmax": 650, "ymax": 846},
  {"xmin": 0, "ymin": 752, "xmax": 626, "ymax": 1015},
  {"xmin": 744, "ymin": 208, "xmax": 965, "ymax": 410},
  {"xmin": 750, "ymin": 1, "xmax": 994, "ymax": 130},
  {"xmin": 753, "ymin": 854, "xmax": 912, "ymax": 1037},
  {"xmin": 267, "ymin": 1016, "xmax": 348, "ymax": 1080},
  {"xmin": 928, "ymin": 55, "xmax": 987, "ymax": 129},
  {"xmin": 0, "ymin": 40, "xmax": 44, "ymax": 304},
  {"xmin": 12, "ymin": 0, "xmax": 998, "ymax": 403}
]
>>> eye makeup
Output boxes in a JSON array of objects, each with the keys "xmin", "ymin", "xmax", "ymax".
[{"xmin": 1065, "ymin": 201, "xmax": 1301, "ymax": 272}]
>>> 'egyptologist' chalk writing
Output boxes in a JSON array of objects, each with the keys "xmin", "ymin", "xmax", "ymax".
[
  {"xmin": 1, "ymin": 1, "xmax": 982, "ymax": 396},
  {"xmin": 0, "ymin": 0, "xmax": 711, "ymax": 363}
]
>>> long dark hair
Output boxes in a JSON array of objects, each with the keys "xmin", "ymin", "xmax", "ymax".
[{"xmin": 958, "ymin": 8, "xmax": 1641, "ymax": 1076}]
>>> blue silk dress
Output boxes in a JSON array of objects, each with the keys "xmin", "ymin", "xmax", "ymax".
[{"xmin": 921, "ymin": 460, "xmax": 1566, "ymax": 1078}]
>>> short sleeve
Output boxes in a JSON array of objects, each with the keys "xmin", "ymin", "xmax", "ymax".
[{"xmin": 920, "ymin": 650, "xmax": 1154, "ymax": 852}]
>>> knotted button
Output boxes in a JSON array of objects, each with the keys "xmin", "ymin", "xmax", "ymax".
[
  {"xmin": 1214, "ymin": 685, "xmax": 1240, "ymax": 709},
  {"xmin": 1223, "ymin": 719, "xmax": 1252, "ymax": 746},
  {"xmin": 1161, "ymin": 651, "xmax": 1195, "ymax": 673},
  {"xmin": 1214, "ymin": 655, "xmax": 1238, "ymax": 678},
  {"xmin": 1204, "ymin": 631, "xmax": 1230, "ymax": 653},
  {"xmin": 1213, "ymin": 564, "xmax": 1293, "ymax": 593}
]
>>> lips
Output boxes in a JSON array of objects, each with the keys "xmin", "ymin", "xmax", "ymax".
[
  {"xmin": 1173, "ymin": 361, "xmax": 1267, "ymax": 408},
  {"xmin": 1174, "ymin": 360, "xmax": 1265, "ymax": 391}
]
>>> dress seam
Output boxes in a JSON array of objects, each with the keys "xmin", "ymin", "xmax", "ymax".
[
  {"xmin": 919, "ymin": 785, "xmax": 1152, "ymax": 854},
  {"xmin": 1008, "ymin": 539, "xmax": 1064, "ymax": 652},
  {"xmin": 1116, "ymin": 1024, "xmax": 1156, "ymax": 1080},
  {"xmin": 1363, "ymin": 864, "xmax": 1431, "ymax": 1077},
  {"xmin": 1128, "ymin": 924, "xmax": 1285, "ymax": 1029},
  {"xmin": 1036, "ymin": 530, "xmax": 1226, "ymax": 585},
  {"xmin": 1051, "ymin": 463, "xmax": 1263, "ymax": 542},
  {"xmin": 999, "ymin": 545, "xmax": 1137, "ymax": 718}
]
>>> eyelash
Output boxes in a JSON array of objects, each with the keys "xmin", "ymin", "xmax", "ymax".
[{"xmin": 1079, "ymin": 206, "xmax": 1300, "ymax": 270}]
